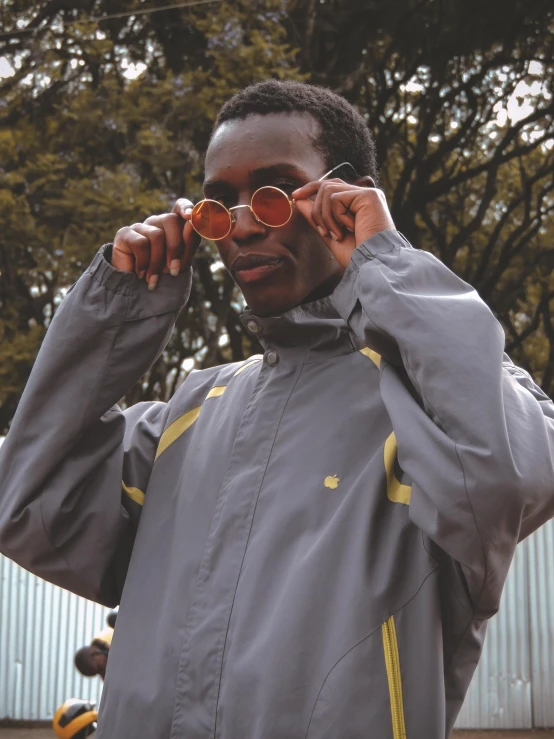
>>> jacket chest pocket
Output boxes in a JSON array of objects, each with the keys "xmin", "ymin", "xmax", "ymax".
[{"xmin": 306, "ymin": 616, "xmax": 406, "ymax": 739}]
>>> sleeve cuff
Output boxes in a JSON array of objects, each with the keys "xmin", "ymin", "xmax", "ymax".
[
  {"xmin": 86, "ymin": 244, "xmax": 192, "ymax": 320},
  {"xmin": 331, "ymin": 229, "xmax": 410, "ymax": 321}
]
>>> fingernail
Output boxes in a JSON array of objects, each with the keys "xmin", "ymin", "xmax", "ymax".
[
  {"xmin": 148, "ymin": 275, "xmax": 158, "ymax": 291},
  {"xmin": 170, "ymin": 259, "xmax": 180, "ymax": 276},
  {"xmin": 184, "ymin": 208, "xmax": 192, "ymax": 217},
  {"xmin": 138, "ymin": 270, "xmax": 146, "ymax": 280},
  {"xmin": 317, "ymin": 226, "xmax": 327, "ymax": 238}
]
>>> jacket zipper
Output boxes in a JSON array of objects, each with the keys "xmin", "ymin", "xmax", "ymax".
[{"xmin": 382, "ymin": 616, "xmax": 407, "ymax": 739}]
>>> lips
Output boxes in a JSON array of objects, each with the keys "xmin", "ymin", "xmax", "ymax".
[
  {"xmin": 232, "ymin": 253, "xmax": 284, "ymax": 283},
  {"xmin": 233, "ymin": 254, "xmax": 282, "ymax": 271}
]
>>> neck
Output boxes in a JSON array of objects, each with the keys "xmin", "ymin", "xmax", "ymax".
[{"xmin": 302, "ymin": 271, "xmax": 344, "ymax": 305}]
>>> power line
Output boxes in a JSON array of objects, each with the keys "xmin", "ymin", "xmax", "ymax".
[{"xmin": 0, "ymin": 0, "xmax": 223, "ymax": 41}]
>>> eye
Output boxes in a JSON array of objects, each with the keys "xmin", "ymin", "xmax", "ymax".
[
  {"xmin": 211, "ymin": 193, "xmax": 236, "ymax": 208},
  {"xmin": 273, "ymin": 181, "xmax": 297, "ymax": 194}
]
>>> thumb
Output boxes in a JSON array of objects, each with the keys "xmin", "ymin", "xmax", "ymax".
[
  {"xmin": 182, "ymin": 220, "xmax": 201, "ymax": 269},
  {"xmin": 294, "ymin": 198, "xmax": 317, "ymax": 230}
]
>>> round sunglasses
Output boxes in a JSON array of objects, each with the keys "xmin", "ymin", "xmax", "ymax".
[
  {"xmin": 190, "ymin": 163, "xmax": 360, "ymax": 242},
  {"xmin": 190, "ymin": 186, "xmax": 294, "ymax": 241}
]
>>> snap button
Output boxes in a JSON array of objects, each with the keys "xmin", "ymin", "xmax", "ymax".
[
  {"xmin": 246, "ymin": 320, "xmax": 261, "ymax": 334},
  {"xmin": 265, "ymin": 350, "xmax": 279, "ymax": 367}
]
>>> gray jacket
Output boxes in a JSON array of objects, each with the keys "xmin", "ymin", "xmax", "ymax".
[{"xmin": 1, "ymin": 230, "xmax": 553, "ymax": 739}]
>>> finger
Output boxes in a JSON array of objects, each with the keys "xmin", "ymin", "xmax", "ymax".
[
  {"xmin": 145, "ymin": 213, "xmax": 184, "ymax": 275},
  {"xmin": 319, "ymin": 184, "xmax": 345, "ymax": 241},
  {"xmin": 132, "ymin": 223, "xmax": 165, "ymax": 289},
  {"xmin": 310, "ymin": 181, "xmax": 341, "ymax": 238},
  {"xmin": 172, "ymin": 198, "xmax": 194, "ymax": 220},
  {"xmin": 291, "ymin": 176, "xmax": 349, "ymax": 201},
  {"xmin": 291, "ymin": 181, "xmax": 322, "ymax": 200},
  {"xmin": 173, "ymin": 200, "xmax": 196, "ymax": 269},
  {"xmin": 295, "ymin": 198, "xmax": 331, "ymax": 244},
  {"xmin": 295, "ymin": 197, "xmax": 356, "ymax": 267},
  {"xmin": 113, "ymin": 226, "xmax": 150, "ymax": 277},
  {"xmin": 182, "ymin": 219, "xmax": 201, "ymax": 269},
  {"xmin": 329, "ymin": 191, "xmax": 356, "ymax": 234},
  {"xmin": 310, "ymin": 182, "xmax": 347, "ymax": 241},
  {"xmin": 308, "ymin": 182, "xmax": 325, "ymax": 237}
]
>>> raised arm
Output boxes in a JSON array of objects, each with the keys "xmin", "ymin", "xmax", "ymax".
[
  {"xmin": 0, "ymin": 203, "xmax": 198, "ymax": 605},
  {"xmin": 295, "ymin": 179, "xmax": 554, "ymax": 616},
  {"xmin": 336, "ymin": 231, "xmax": 554, "ymax": 614}
]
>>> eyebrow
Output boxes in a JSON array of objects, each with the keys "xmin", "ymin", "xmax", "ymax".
[{"xmin": 203, "ymin": 163, "xmax": 307, "ymax": 191}]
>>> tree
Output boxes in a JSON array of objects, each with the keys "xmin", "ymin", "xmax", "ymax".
[
  {"xmin": 0, "ymin": 0, "xmax": 299, "ymax": 430},
  {"xmin": 1, "ymin": 0, "xmax": 553, "ymax": 433},
  {"xmin": 287, "ymin": 0, "xmax": 554, "ymax": 386}
]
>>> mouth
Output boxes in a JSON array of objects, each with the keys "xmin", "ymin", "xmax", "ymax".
[{"xmin": 232, "ymin": 254, "xmax": 284, "ymax": 283}]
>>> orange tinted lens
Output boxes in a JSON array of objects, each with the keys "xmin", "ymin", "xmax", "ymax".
[
  {"xmin": 191, "ymin": 200, "xmax": 231, "ymax": 240},
  {"xmin": 251, "ymin": 187, "xmax": 292, "ymax": 227}
]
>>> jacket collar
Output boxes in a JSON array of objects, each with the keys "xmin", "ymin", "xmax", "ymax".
[{"xmin": 240, "ymin": 296, "xmax": 352, "ymax": 353}]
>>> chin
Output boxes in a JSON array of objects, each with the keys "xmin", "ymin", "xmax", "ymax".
[{"xmin": 243, "ymin": 288, "xmax": 298, "ymax": 317}]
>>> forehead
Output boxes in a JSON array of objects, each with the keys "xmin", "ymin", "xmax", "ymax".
[{"xmin": 205, "ymin": 112, "xmax": 326, "ymax": 181}]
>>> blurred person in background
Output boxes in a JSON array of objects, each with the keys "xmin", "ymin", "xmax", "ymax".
[
  {"xmin": 74, "ymin": 610, "xmax": 117, "ymax": 680},
  {"xmin": 1, "ymin": 80, "xmax": 554, "ymax": 739},
  {"xmin": 74, "ymin": 645, "xmax": 108, "ymax": 681}
]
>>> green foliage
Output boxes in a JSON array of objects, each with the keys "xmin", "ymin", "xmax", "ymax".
[
  {"xmin": 286, "ymin": 0, "xmax": 554, "ymax": 387},
  {"xmin": 0, "ymin": 0, "xmax": 297, "ymax": 429},
  {"xmin": 0, "ymin": 0, "xmax": 553, "ymax": 432}
]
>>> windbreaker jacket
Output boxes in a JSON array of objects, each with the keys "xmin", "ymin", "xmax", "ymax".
[{"xmin": 1, "ymin": 230, "xmax": 553, "ymax": 739}]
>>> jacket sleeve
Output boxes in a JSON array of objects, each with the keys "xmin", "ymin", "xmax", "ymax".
[
  {"xmin": 332, "ymin": 229, "xmax": 554, "ymax": 616},
  {"xmin": 0, "ymin": 246, "xmax": 191, "ymax": 606}
]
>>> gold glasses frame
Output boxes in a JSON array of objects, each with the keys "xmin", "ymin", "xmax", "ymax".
[
  {"xmin": 190, "ymin": 165, "xmax": 346, "ymax": 241},
  {"xmin": 191, "ymin": 186, "xmax": 294, "ymax": 241}
]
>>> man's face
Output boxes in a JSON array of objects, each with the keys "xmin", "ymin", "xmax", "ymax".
[{"xmin": 204, "ymin": 113, "xmax": 344, "ymax": 316}]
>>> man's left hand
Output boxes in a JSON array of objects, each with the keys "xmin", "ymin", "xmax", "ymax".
[{"xmin": 292, "ymin": 180, "xmax": 396, "ymax": 269}]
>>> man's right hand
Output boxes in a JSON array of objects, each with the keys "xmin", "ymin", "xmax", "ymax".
[{"xmin": 112, "ymin": 198, "xmax": 200, "ymax": 290}]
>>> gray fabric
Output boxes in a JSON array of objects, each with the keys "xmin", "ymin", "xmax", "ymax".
[{"xmin": 1, "ymin": 231, "xmax": 553, "ymax": 738}]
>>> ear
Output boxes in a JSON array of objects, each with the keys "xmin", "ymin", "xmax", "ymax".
[{"xmin": 354, "ymin": 175, "xmax": 376, "ymax": 188}]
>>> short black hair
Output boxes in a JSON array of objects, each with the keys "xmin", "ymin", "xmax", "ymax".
[
  {"xmin": 74, "ymin": 646, "xmax": 96, "ymax": 677},
  {"xmin": 214, "ymin": 80, "xmax": 379, "ymax": 184}
]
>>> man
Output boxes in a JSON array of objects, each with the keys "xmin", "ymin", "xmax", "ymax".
[
  {"xmin": 74, "ymin": 623, "xmax": 114, "ymax": 680},
  {"xmin": 0, "ymin": 80, "xmax": 553, "ymax": 738}
]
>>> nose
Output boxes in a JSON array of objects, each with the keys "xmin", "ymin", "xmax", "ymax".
[{"xmin": 231, "ymin": 205, "xmax": 267, "ymax": 244}]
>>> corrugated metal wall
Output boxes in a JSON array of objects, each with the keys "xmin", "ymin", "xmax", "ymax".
[
  {"xmin": 1, "ymin": 522, "xmax": 553, "ymax": 725},
  {"xmin": 0, "ymin": 555, "xmax": 108, "ymax": 721},
  {"xmin": 528, "ymin": 520, "xmax": 554, "ymax": 725},
  {"xmin": 455, "ymin": 535, "xmax": 534, "ymax": 727},
  {"xmin": 455, "ymin": 520, "xmax": 554, "ymax": 729}
]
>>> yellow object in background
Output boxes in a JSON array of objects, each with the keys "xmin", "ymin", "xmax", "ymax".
[
  {"xmin": 53, "ymin": 698, "xmax": 98, "ymax": 739},
  {"xmin": 91, "ymin": 625, "xmax": 113, "ymax": 649}
]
